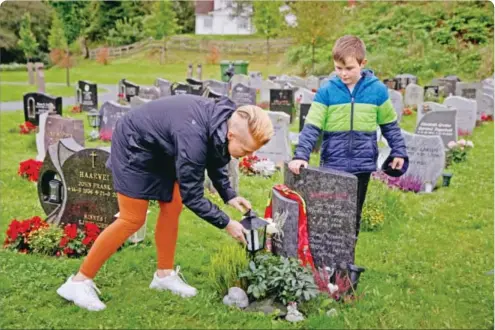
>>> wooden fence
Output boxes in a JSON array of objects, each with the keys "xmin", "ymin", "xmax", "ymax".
[{"xmin": 88, "ymin": 37, "xmax": 294, "ymax": 59}]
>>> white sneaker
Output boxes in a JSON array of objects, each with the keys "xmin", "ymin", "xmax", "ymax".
[
  {"xmin": 149, "ymin": 266, "xmax": 197, "ymax": 298},
  {"xmin": 56, "ymin": 275, "xmax": 106, "ymax": 311}
]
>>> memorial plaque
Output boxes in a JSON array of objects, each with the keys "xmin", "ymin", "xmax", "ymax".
[{"xmin": 415, "ymin": 109, "xmax": 457, "ymax": 148}]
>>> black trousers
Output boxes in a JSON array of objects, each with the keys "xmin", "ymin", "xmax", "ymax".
[{"xmin": 355, "ymin": 172, "xmax": 371, "ymax": 239}]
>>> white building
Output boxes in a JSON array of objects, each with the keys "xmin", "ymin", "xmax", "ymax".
[{"xmin": 195, "ymin": 0, "xmax": 254, "ymax": 35}]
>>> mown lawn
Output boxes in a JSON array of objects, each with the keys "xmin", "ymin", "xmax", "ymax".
[{"xmin": 0, "ymin": 57, "xmax": 493, "ymax": 329}]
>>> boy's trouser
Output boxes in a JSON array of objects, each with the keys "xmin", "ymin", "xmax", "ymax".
[
  {"xmin": 355, "ymin": 173, "xmax": 371, "ymax": 239},
  {"xmin": 80, "ymin": 183, "xmax": 183, "ymax": 279}
]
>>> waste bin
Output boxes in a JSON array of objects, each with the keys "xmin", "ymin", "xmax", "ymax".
[
  {"xmin": 233, "ymin": 60, "xmax": 249, "ymax": 75},
  {"xmin": 220, "ymin": 60, "xmax": 232, "ymax": 82}
]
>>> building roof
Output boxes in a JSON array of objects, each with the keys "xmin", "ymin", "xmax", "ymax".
[{"xmin": 195, "ymin": 0, "xmax": 214, "ymax": 14}]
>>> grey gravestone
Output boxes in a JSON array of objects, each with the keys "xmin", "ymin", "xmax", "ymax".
[
  {"xmin": 76, "ymin": 80, "xmax": 98, "ymax": 111},
  {"xmin": 299, "ymin": 103, "xmax": 311, "ymax": 132},
  {"xmin": 119, "ymin": 79, "xmax": 140, "ymax": 102},
  {"xmin": 424, "ymin": 85, "xmax": 440, "ymax": 101},
  {"xmin": 204, "ymin": 158, "xmax": 239, "ymax": 195},
  {"xmin": 288, "ymin": 76, "xmax": 307, "ymax": 88},
  {"xmin": 98, "ymin": 101, "xmax": 131, "ymax": 139},
  {"xmin": 284, "ymin": 164, "xmax": 358, "ymax": 268},
  {"xmin": 27, "ymin": 62, "xmax": 35, "ymax": 85},
  {"xmin": 256, "ymin": 112, "xmax": 291, "ymax": 165},
  {"xmin": 305, "ymin": 75, "xmax": 319, "ymax": 91},
  {"xmin": 444, "ymin": 96, "xmax": 476, "ymax": 136},
  {"xmin": 130, "ymin": 96, "xmax": 151, "ymax": 108},
  {"xmin": 270, "ymin": 89, "xmax": 294, "ymax": 122},
  {"xmin": 138, "ymin": 86, "xmax": 160, "ymax": 100},
  {"xmin": 416, "ymin": 102, "xmax": 448, "ymax": 125},
  {"xmin": 404, "ymin": 83, "xmax": 424, "ymax": 107},
  {"xmin": 231, "ymin": 83, "xmax": 256, "ymax": 107},
  {"xmin": 378, "ymin": 131, "xmax": 445, "ymax": 192},
  {"xmin": 248, "ymin": 71, "xmax": 263, "ymax": 90},
  {"xmin": 260, "ymin": 80, "xmax": 280, "ymax": 103},
  {"xmin": 456, "ymin": 82, "xmax": 484, "ymax": 119},
  {"xmin": 171, "ymin": 82, "xmax": 192, "ymax": 95},
  {"xmin": 155, "ymin": 78, "xmax": 171, "ymax": 97},
  {"xmin": 384, "ymin": 78, "xmax": 400, "ymax": 91},
  {"xmin": 389, "ymin": 89, "xmax": 403, "ymax": 122},
  {"xmin": 203, "ymin": 79, "xmax": 229, "ymax": 96},
  {"xmin": 43, "ymin": 114, "xmax": 85, "ymax": 156},
  {"xmin": 395, "ymin": 73, "xmax": 418, "ymax": 89},
  {"xmin": 295, "ymin": 88, "xmax": 315, "ymax": 105},
  {"xmin": 37, "ymin": 138, "xmax": 118, "ymax": 228},
  {"xmin": 480, "ymin": 79, "xmax": 494, "ymax": 116},
  {"xmin": 415, "ymin": 110, "xmax": 457, "ymax": 148},
  {"xmin": 271, "ymin": 189, "xmax": 299, "ymax": 258},
  {"xmin": 23, "ymin": 92, "xmax": 63, "ymax": 125},
  {"xmin": 433, "ymin": 78, "xmax": 456, "ymax": 97},
  {"xmin": 35, "ymin": 62, "xmax": 46, "ymax": 93},
  {"xmin": 230, "ymin": 74, "xmax": 250, "ymax": 89}
]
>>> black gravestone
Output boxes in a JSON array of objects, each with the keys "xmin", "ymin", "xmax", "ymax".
[
  {"xmin": 98, "ymin": 101, "xmax": 131, "ymax": 140},
  {"xmin": 284, "ymin": 164, "xmax": 358, "ymax": 269},
  {"xmin": 202, "ymin": 87, "xmax": 223, "ymax": 100},
  {"xmin": 299, "ymin": 103, "xmax": 311, "ymax": 132},
  {"xmin": 436, "ymin": 78, "xmax": 456, "ymax": 97},
  {"xmin": 23, "ymin": 92, "xmax": 62, "ymax": 125},
  {"xmin": 77, "ymin": 80, "xmax": 98, "ymax": 111},
  {"xmin": 186, "ymin": 78, "xmax": 204, "ymax": 95},
  {"xmin": 119, "ymin": 79, "xmax": 140, "ymax": 102},
  {"xmin": 37, "ymin": 138, "xmax": 118, "ymax": 229},
  {"xmin": 171, "ymin": 82, "xmax": 192, "ymax": 95},
  {"xmin": 270, "ymin": 89, "xmax": 294, "ymax": 123},
  {"xmin": 231, "ymin": 83, "xmax": 256, "ymax": 107},
  {"xmin": 383, "ymin": 78, "xmax": 400, "ymax": 90},
  {"xmin": 271, "ymin": 189, "xmax": 299, "ymax": 258}
]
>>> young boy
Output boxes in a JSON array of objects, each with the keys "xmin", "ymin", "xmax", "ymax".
[{"xmin": 289, "ymin": 35, "xmax": 408, "ymax": 238}]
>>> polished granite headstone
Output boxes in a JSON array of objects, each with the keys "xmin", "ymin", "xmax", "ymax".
[
  {"xmin": 270, "ymin": 89, "xmax": 294, "ymax": 122},
  {"xmin": 98, "ymin": 101, "xmax": 131, "ymax": 139},
  {"xmin": 23, "ymin": 92, "xmax": 63, "ymax": 125},
  {"xmin": 284, "ymin": 164, "xmax": 358, "ymax": 268},
  {"xmin": 231, "ymin": 83, "xmax": 256, "ymax": 107},
  {"xmin": 37, "ymin": 138, "xmax": 118, "ymax": 229},
  {"xmin": 415, "ymin": 109, "xmax": 457, "ymax": 148},
  {"xmin": 271, "ymin": 188, "xmax": 299, "ymax": 258},
  {"xmin": 76, "ymin": 80, "xmax": 98, "ymax": 111}
]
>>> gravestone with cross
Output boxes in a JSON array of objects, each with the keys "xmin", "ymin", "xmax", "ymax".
[
  {"xmin": 270, "ymin": 89, "xmax": 295, "ymax": 122},
  {"xmin": 284, "ymin": 164, "xmax": 358, "ymax": 269},
  {"xmin": 37, "ymin": 138, "xmax": 118, "ymax": 229},
  {"xmin": 119, "ymin": 79, "xmax": 140, "ymax": 102},
  {"xmin": 23, "ymin": 92, "xmax": 63, "ymax": 126},
  {"xmin": 76, "ymin": 80, "xmax": 98, "ymax": 111}
]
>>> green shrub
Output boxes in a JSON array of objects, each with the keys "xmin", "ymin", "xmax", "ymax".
[
  {"xmin": 28, "ymin": 225, "xmax": 64, "ymax": 256},
  {"xmin": 361, "ymin": 202, "xmax": 385, "ymax": 232},
  {"xmin": 207, "ymin": 243, "xmax": 249, "ymax": 297}
]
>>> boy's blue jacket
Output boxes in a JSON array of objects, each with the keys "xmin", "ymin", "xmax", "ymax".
[{"xmin": 294, "ymin": 70, "xmax": 408, "ymax": 174}]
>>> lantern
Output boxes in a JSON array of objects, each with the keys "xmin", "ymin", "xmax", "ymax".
[
  {"xmin": 240, "ymin": 210, "xmax": 269, "ymax": 256},
  {"xmin": 87, "ymin": 109, "xmax": 100, "ymax": 129},
  {"xmin": 48, "ymin": 179, "xmax": 63, "ymax": 204},
  {"xmin": 442, "ymin": 173, "xmax": 453, "ymax": 187}
]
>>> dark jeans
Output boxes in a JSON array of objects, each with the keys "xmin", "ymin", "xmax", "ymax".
[{"xmin": 355, "ymin": 172, "xmax": 371, "ymax": 239}]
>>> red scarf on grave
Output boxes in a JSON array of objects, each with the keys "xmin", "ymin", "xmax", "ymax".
[{"xmin": 264, "ymin": 184, "xmax": 315, "ymax": 270}]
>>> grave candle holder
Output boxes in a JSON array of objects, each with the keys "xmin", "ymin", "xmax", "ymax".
[
  {"xmin": 240, "ymin": 210, "xmax": 268, "ymax": 257},
  {"xmin": 87, "ymin": 109, "xmax": 100, "ymax": 137},
  {"xmin": 48, "ymin": 179, "xmax": 63, "ymax": 204},
  {"xmin": 442, "ymin": 173, "xmax": 453, "ymax": 187}
]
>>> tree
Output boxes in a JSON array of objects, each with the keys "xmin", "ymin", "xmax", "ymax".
[
  {"xmin": 143, "ymin": 0, "xmax": 179, "ymax": 64},
  {"xmin": 289, "ymin": 2, "xmax": 343, "ymax": 72},
  {"xmin": 173, "ymin": 0, "xmax": 195, "ymax": 34},
  {"xmin": 48, "ymin": 11, "xmax": 72, "ymax": 87},
  {"xmin": 252, "ymin": 1, "xmax": 284, "ymax": 64},
  {"xmin": 17, "ymin": 13, "xmax": 39, "ymax": 64}
]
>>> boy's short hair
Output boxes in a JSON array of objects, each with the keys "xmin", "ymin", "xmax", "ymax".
[{"xmin": 332, "ymin": 35, "xmax": 366, "ymax": 65}]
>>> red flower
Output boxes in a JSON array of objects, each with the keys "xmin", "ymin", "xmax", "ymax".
[
  {"xmin": 18, "ymin": 159, "xmax": 43, "ymax": 182},
  {"xmin": 59, "ymin": 237, "xmax": 69, "ymax": 247},
  {"xmin": 19, "ymin": 121, "xmax": 37, "ymax": 134},
  {"xmin": 6, "ymin": 220, "xmax": 21, "ymax": 241},
  {"xmin": 63, "ymin": 247, "xmax": 74, "ymax": 255},
  {"xmin": 64, "ymin": 224, "xmax": 78, "ymax": 239},
  {"xmin": 82, "ymin": 236, "xmax": 93, "ymax": 246}
]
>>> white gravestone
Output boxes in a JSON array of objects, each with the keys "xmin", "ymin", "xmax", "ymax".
[{"xmin": 255, "ymin": 111, "xmax": 291, "ymax": 166}]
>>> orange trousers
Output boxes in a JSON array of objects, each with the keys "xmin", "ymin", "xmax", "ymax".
[{"xmin": 80, "ymin": 183, "xmax": 183, "ymax": 279}]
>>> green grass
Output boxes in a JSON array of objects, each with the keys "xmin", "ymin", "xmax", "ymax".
[
  {"xmin": 0, "ymin": 83, "xmax": 108, "ymax": 102},
  {"xmin": 0, "ymin": 58, "xmax": 493, "ymax": 328}
]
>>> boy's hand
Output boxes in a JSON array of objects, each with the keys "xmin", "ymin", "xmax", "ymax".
[
  {"xmin": 228, "ymin": 196, "xmax": 251, "ymax": 213},
  {"xmin": 288, "ymin": 160, "xmax": 308, "ymax": 175},
  {"xmin": 391, "ymin": 157, "xmax": 404, "ymax": 170}
]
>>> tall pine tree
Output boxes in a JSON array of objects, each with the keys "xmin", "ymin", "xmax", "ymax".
[{"xmin": 17, "ymin": 13, "xmax": 39, "ymax": 64}]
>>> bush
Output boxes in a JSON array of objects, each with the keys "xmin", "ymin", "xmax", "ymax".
[
  {"xmin": 207, "ymin": 243, "xmax": 249, "ymax": 297},
  {"xmin": 96, "ymin": 47, "xmax": 110, "ymax": 65},
  {"xmin": 0, "ymin": 63, "xmax": 27, "ymax": 71},
  {"xmin": 361, "ymin": 201, "xmax": 385, "ymax": 232},
  {"xmin": 28, "ymin": 225, "xmax": 64, "ymax": 256}
]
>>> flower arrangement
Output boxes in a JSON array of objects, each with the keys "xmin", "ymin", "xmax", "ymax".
[
  {"xmin": 18, "ymin": 159, "xmax": 43, "ymax": 182},
  {"xmin": 19, "ymin": 121, "xmax": 37, "ymax": 134},
  {"xmin": 4, "ymin": 217, "xmax": 101, "ymax": 258},
  {"xmin": 312, "ymin": 266, "xmax": 358, "ymax": 303},
  {"xmin": 239, "ymin": 155, "xmax": 262, "ymax": 175},
  {"xmin": 402, "ymin": 107, "xmax": 413, "ymax": 116},
  {"xmin": 99, "ymin": 131, "xmax": 112, "ymax": 142},
  {"xmin": 446, "ymin": 139, "xmax": 474, "ymax": 166},
  {"xmin": 481, "ymin": 112, "xmax": 493, "ymax": 122},
  {"xmin": 71, "ymin": 104, "xmax": 82, "ymax": 113}
]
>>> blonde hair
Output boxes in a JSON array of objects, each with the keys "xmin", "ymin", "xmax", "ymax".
[
  {"xmin": 233, "ymin": 105, "xmax": 274, "ymax": 146},
  {"xmin": 332, "ymin": 35, "xmax": 366, "ymax": 65}
]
